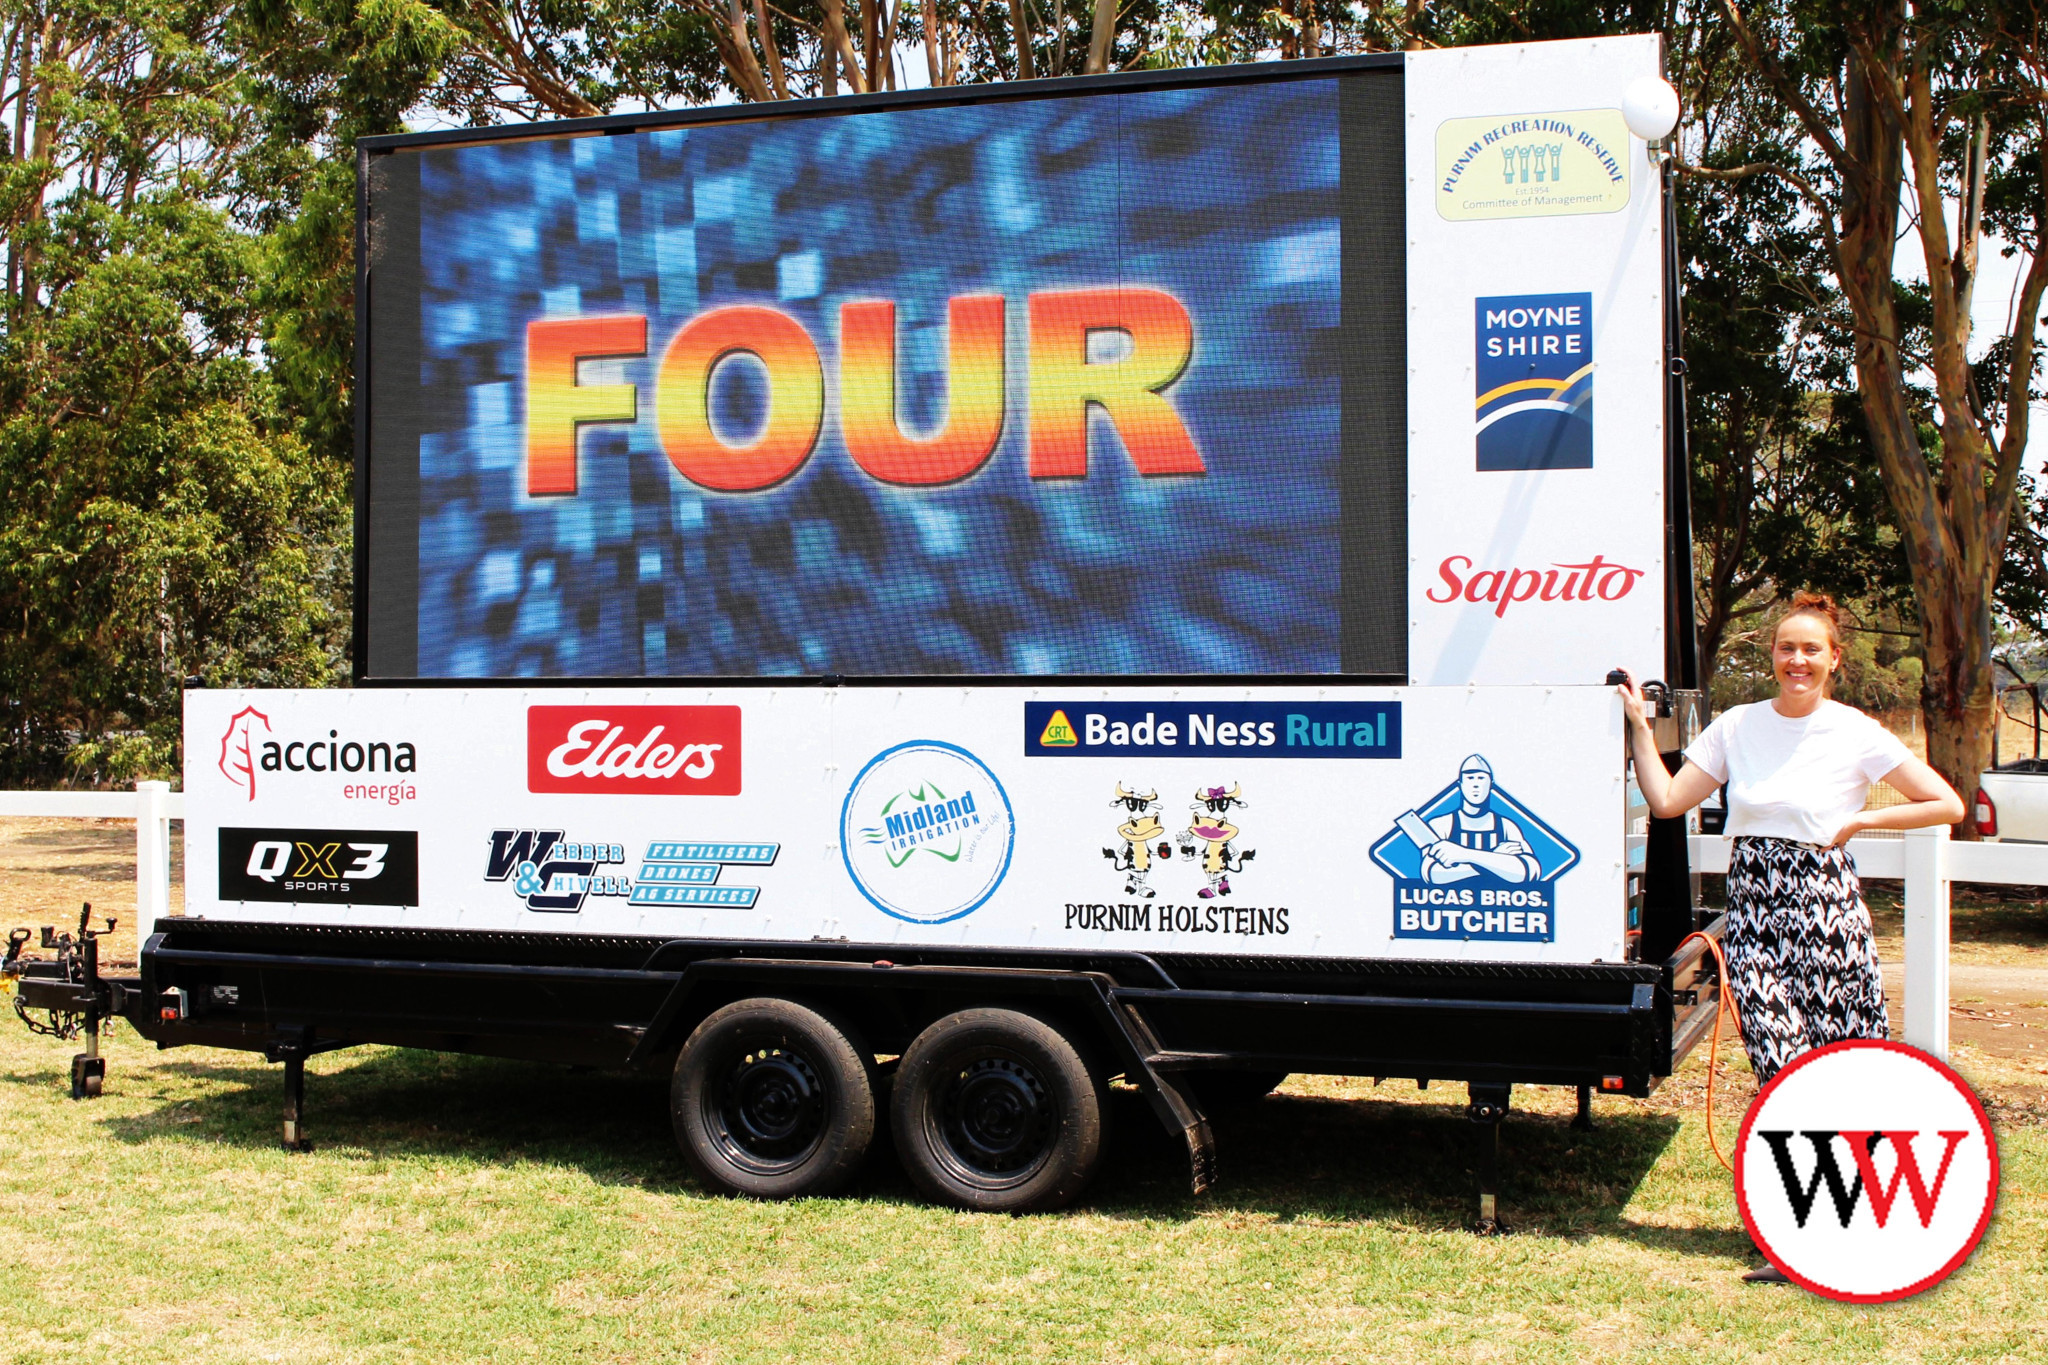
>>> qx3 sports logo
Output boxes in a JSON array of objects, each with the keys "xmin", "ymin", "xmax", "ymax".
[
  {"xmin": 1737, "ymin": 1040, "xmax": 1998, "ymax": 1301},
  {"xmin": 218, "ymin": 827, "xmax": 420, "ymax": 907}
]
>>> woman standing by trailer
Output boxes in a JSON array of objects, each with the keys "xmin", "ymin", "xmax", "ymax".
[{"xmin": 1618, "ymin": 592, "xmax": 1964, "ymax": 1282}]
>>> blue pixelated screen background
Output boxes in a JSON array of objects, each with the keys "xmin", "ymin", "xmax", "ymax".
[{"xmin": 367, "ymin": 74, "xmax": 1399, "ymax": 678}]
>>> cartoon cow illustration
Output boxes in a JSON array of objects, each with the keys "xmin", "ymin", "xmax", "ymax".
[
  {"xmin": 1179, "ymin": 784, "xmax": 1256, "ymax": 899},
  {"xmin": 1102, "ymin": 783, "xmax": 1171, "ymax": 899}
]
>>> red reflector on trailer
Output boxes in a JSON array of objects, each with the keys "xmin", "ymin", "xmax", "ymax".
[
  {"xmin": 1975, "ymin": 789, "xmax": 1997, "ymax": 838},
  {"xmin": 1601, "ymin": 1075, "xmax": 1625, "ymax": 1091}
]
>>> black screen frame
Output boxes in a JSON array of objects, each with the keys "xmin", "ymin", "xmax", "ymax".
[{"xmin": 353, "ymin": 54, "xmax": 1409, "ymax": 688}]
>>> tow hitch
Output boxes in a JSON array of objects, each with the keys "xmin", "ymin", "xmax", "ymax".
[{"xmin": 4, "ymin": 904, "xmax": 126, "ymax": 1098}]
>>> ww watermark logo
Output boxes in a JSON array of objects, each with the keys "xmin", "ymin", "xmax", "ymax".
[{"xmin": 1736, "ymin": 1040, "xmax": 1999, "ymax": 1301}]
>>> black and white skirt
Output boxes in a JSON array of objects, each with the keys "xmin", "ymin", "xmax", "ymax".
[{"xmin": 1723, "ymin": 835, "xmax": 1890, "ymax": 1084}]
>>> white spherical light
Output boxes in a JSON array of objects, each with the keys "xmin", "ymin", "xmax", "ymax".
[{"xmin": 1621, "ymin": 76, "xmax": 1681, "ymax": 142}]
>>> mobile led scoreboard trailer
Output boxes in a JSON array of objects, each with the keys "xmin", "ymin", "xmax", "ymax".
[{"xmin": 9, "ymin": 35, "xmax": 1725, "ymax": 1224}]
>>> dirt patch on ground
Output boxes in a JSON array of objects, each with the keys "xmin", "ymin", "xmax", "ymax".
[{"xmin": 0, "ymin": 817, "xmax": 182, "ymax": 968}]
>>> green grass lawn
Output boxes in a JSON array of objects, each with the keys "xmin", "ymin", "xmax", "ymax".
[{"xmin": 1, "ymin": 1026, "xmax": 2041, "ymax": 1363}]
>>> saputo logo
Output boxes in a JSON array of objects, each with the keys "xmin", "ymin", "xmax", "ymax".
[
  {"xmin": 1736, "ymin": 1040, "xmax": 1998, "ymax": 1301},
  {"xmin": 526, "ymin": 705, "xmax": 742, "ymax": 796},
  {"xmin": 217, "ymin": 706, "xmax": 416, "ymax": 801},
  {"xmin": 1425, "ymin": 554, "xmax": 1644, "ymax": 618}
]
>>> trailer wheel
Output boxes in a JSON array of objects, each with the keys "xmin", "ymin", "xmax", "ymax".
[
  {"xmin": 672, "ymin": 998, "xmax": 876, "ymax": 1199},
  {"xmin": 892, "ymin": 1008, "xmax": 1105, "ymax": 1213}
]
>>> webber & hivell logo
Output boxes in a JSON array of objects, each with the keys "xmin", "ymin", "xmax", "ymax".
[
  {"xmin": 1736, "ymin": 1040, "xmax": 1998, "ymax": 1301},
  {"xmin": 1367, "ymin": 754, "xmax": 1578, "ymax": 943},
  {"xmin": 484, "ymin": 831, "xmax": 775, "ymax": 913},
  {"xmin": 841, "ymin": 740, "xmax": 1015, "ymax": 924},
  {"xmin": 1475, "ymin": 292, "xmax": 1593, "ymax": 471}
]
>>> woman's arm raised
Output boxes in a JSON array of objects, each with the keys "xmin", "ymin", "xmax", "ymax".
[{"xmin": 1616, "ymin": 674, "xmax": 1723, "ymax": 819}]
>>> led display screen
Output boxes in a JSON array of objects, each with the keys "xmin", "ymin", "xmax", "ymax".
[{"xmin": 361, "ymin": 67, "xmax": 1405, "ymax": 679}]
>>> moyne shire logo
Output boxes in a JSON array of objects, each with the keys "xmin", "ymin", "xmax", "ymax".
[{"xmin": 842, "ymin": 740, "xmax": 1014, "ymax": 924}]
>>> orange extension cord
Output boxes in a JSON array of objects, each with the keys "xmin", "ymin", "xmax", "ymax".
[{"xmin": 1678, "ymin": 929, "xmax": 1743, "ymax": 1173}]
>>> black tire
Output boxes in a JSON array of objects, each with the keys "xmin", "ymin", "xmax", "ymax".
[
  {"xmin": 1185, "ymin": 1070, "xmax": 1288, "ymax": 1112},
  {"xmin": 672, "ymin": 997, "xmax": 875, "ymax": 1199},
  {"xmin": 892, "ymin": 1008, "xmax": 1106, "ymax": 1213}
]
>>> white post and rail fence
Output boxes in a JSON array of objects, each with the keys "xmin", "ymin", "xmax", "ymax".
[{"xmin": 0, "ymin": 786, "xmax": 2033, "ymax": 1063}]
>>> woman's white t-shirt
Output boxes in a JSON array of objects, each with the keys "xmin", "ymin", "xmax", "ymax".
[{"xmin": 1682, "ymin": 700, "xmax": 1913, "ymax": 846}]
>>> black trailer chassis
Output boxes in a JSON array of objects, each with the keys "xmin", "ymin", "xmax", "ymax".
[{"xmin": 9, "ymin": 914, "xmax": 1725, "ymax": 1229}]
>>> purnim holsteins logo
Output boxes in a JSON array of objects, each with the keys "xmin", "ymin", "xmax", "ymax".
[
  {"xmin": 1434, "ymin": 109, "xmax": 1631, "ymax": 222},
  {"xmin": 1475, "ymin": 293, "xmax": 1593, "ymax": 472},
  {"xmin": 1368, "ymin": 754, "xmax": 1578, "ymax": 943},
  {"xmin": 218, "ymin": 706, "xmax": 272, "ymax": 800},
  {"xmin": 841, "ymin": 741, "xmax": 1014, "ymax": 924},
  {"xmin": 1736, "ymin": 1040, "xmax": 1998, "ymax": 1301}
]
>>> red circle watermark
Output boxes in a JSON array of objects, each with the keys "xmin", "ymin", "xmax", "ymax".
[{"xmin": 1735, "ymin": 1040, "xmax": 1999, "ymax": 1302}]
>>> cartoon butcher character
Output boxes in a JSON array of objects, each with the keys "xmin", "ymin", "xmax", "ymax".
[{"xmin": 1414, "ymin": 755, "xmax": 1540, "ymax": 884}]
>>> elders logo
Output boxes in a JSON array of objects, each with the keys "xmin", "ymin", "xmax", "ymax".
[
  {"xmin": 1737, "ymin": 1040, "xmax": 1999, "ymax": 1302},
  {"xmin": 526, "ymin": 705, "xmax": 741, "ymax": 795}
]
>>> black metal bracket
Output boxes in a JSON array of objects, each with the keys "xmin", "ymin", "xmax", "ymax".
[{"xmin": 1468, "ymin": 1082, "xmax": 1512, "ymax": 1235}]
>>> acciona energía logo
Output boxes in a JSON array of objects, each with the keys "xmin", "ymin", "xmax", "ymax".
[{"xmin": 1736, "ymin": 1040, "xmax": 1999, "ymax": 1302}]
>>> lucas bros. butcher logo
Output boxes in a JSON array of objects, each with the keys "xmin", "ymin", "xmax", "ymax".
[
  {"xmin": 841, "ymin": 740, "xmax": 1014, "ymax": 925},
  {"xmin": 1368, "ymin": 754, "xmax": 1578, "ymax": 943}
]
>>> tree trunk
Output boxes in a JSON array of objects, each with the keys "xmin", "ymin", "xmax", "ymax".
[
  {"xmin": 1008, "ymin": 0, "xmax": 1035, "ymax": 80},
  {"xmin": 1086, "ymin": 0, "xmax": 1115, "ymax": 73},
  {"xmin": 921, "ymin": 0, "xmax": 942, "ymax": 86}
]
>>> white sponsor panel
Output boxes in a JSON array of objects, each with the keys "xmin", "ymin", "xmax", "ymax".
[
  {"xmin": 1406, "ymin": 37, "xmax": 1668, "ymax": 685},
  {"xmin": 183, "ymin": 685, "xmax": 1628, "ymax": 963}
]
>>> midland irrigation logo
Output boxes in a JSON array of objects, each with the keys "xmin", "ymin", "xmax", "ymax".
[
  {"xmin": 1736, "ymin": 1040, "xmax": 1998, "ymax": 1302},
  {"xmin": 1476, "ymin": 293, "xmax": 1593, "ymax": 472},
  {"xmin": 841, "ymin": 740, "xmax": 1015, "ymax": 924}
]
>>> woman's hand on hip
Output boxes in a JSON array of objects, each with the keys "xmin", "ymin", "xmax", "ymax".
[{"xmin": 1828, "ymin": 814, "xmax": 1870, "ymax": 848}]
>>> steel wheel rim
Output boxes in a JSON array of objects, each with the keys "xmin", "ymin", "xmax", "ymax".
[
  {"xmin": 926, "ymin": 1049, "xmax": 1058, "ymax": 1188},
  {"xmin": 706, "ymin": 1037, "xmax": 830, "ymax": 1175}
]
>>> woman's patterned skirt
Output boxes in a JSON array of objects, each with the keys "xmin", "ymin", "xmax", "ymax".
[{"xmin": 1723, "ymin": 835, "xmax": 1891, "ymax": 1084}]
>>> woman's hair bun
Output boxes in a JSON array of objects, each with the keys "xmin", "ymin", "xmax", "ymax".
[{"xmin": 1780, "ymin": 590, "xmax": 1844, "ymax": 647}]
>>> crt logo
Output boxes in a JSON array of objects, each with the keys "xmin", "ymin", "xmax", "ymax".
[{"xmin": 1475, "ymin": 292, "xmax": 1593, "ymax": 471}]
